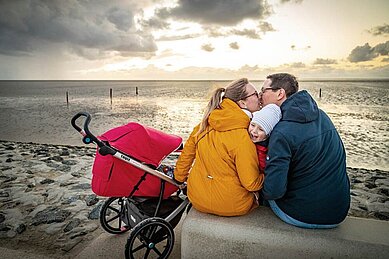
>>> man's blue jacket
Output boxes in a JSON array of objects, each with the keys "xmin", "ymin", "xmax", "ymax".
[{"xmin": 262, "ymin": 90, "xmax": 350, "ymax": 224}]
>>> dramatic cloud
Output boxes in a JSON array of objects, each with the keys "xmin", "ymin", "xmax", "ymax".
[
  {"xmin": 348, "ymin": 41, "xmax": 389, "ymax": 62},
  {"xmin": 368, "ymin": 24, "xmax": 389, "ymax": 36},
  {"xmin": 155, "ymin": 0, "xmax": 271, "ymax": 26},
  {"xmin": 229, "ymin": 42, "xmax": 239, "ymax": 50},
  {"xmin": 0, "ymin": 1, "xmax": 157, "ymax": 58},
  {"xmin": 313, "ymin": 58, "xmax": 337, "ymax": 65},
  {"xmin": 107, "ymin": 7, "xmax": 133, "ymax": 31},
  {"xmin": 201, "ymin": 44, "xmax": 215, "ymax": 52}
]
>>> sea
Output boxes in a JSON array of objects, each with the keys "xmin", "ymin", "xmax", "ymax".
[{"xmin": 0, "ymin": 80, "xmax": 388, "ymax": 171}]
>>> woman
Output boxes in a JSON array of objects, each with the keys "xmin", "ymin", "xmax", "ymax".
[{"xmin": 174, "ymin": 78, "xmax": 264, "ymax": 216}]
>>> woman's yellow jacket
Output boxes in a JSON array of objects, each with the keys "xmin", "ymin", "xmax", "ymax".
[{"xmin": 174, "ymin": 99, "xmax": 264, "ymax": 216}]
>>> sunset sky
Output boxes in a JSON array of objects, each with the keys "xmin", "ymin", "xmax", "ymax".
[{"xmin": 0, "ymin": 0, "xmax": 388, "ymax": 80}]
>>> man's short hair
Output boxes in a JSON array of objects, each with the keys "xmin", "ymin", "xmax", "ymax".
[{"xmin": 267, "ymin": 73, "xmax": 299, "ymax": 97}]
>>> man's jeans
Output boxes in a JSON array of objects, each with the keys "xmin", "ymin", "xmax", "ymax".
[{"xmin": 268, "ymin": 200, "xmax": 339, "ymax": 229}]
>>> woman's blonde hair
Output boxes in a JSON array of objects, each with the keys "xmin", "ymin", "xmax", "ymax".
[{"xmin": 197, "ymin": 78, "xmax": 249, "ymax": 135}]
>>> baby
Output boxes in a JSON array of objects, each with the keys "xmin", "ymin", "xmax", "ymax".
[{"xmin": 247, "ymin": 104, "xmax": 282, "ymax": 172}]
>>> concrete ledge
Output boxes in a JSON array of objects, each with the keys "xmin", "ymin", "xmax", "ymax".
[{"xmin": 181, "ymin": 207, "xmax": 389, "ymax": 258}]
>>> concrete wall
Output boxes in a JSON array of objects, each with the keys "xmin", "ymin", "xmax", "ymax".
[{"xmin": 181, "ymin": 206, "xmax": 389, "ymax": 259}]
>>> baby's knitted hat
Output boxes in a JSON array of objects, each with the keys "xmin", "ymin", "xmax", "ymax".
[{"xmin": 251, "ymin": 104, "xmax": 282, "ymax": 136}]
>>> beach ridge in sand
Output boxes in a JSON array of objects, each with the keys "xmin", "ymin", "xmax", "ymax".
[{"xmin": 0, "ymin": 140, "xmax": 388, "ymax": 257}]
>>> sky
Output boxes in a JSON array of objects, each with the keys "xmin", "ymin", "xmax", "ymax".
[{"xmin": 0, "ymin": 0, "xmax": 388, "ymax": 80}]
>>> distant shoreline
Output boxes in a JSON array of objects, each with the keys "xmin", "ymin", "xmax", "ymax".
[{"xmin": 1, "ymin": 78, "xmax": 389, "ymax": 82}]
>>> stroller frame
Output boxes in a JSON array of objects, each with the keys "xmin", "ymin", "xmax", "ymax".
[{"xmin": 71, "ymin": 112, "xmax": 189, "ymax": 259}]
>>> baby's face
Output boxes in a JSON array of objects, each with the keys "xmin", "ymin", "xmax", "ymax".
[{"xmin": 249, "ymin": 122, "xmax": 267, "ymax": 143}]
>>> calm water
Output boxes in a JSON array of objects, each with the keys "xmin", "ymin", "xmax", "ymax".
[{"xmin": 0, "ymin": 80, "xmax": 388, "ymax": 171}]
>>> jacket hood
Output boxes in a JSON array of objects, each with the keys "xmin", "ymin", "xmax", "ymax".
[
  {"xmin": 281, "ymin": 90, "xmax": 319, "ymax": 123},
  {"xmin": 208, "ymin": 98, "xmax": 250, "ymax": 132}
]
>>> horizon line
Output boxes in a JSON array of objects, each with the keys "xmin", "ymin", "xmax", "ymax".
[{"xmin": 1, "ymin": 77, "xmax": 389, "ymax": 82}]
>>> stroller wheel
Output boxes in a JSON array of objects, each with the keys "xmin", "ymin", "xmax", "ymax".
[
  {"xmin": 125, "ymin": 217, "xmax": 174, "ymax": 259},
  {"xmin": 100, "ymin": 197, "xmax": 131, "ymax": 234}
]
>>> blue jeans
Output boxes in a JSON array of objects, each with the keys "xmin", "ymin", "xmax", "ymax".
[{"xmin": 268, "ymin": 200, "xmax": 339, "ymax": 229}]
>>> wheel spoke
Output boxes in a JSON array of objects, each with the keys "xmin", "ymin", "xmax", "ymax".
[
  {"xmin": 152, "ymin": 247, "xmax": 162, "ymax": 256},
  {"xmin": 106, "ymin": 214, "xmax": 120, "ymax": 223},
  {"xmin": 153, "ymin": 234, "xmax": 168, "ymax": 245},
  {"xmin": 131, "ymin": 243, "xmax": 147, "ymax": 253},
  {"xmin": 143, "ymin": 248, "xmax": 151, "ymax": 259},
  {"xmin": 153, "ymin": 228, "xmax": 168, "ymax": 243},
  {"xmin": 107, "ymin": 206, "xmax": 120, "ymax": 214}
]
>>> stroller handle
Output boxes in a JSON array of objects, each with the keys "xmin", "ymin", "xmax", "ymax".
[{"xmin": 71, "ymin": 112, "xmax": 105, "ymax": 147}]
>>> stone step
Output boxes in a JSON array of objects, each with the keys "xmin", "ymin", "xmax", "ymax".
[{"xmin": 181, "ymin": 206, "xmax": 389, "ymax": 258}]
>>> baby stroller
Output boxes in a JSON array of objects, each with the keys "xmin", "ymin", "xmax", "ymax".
[{"xmin": 71, "ymin": 112, "xmax": 189, "ymax": 259}]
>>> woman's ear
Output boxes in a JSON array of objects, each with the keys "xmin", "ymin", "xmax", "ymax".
[{"xmin": 237, "ymin": 100, "xmax": 247, "ymax": 109}]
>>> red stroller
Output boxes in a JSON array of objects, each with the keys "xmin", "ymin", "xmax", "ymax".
[{"xmin": 71, "ymin": 112, "xmax": 189, "ymax": 259}]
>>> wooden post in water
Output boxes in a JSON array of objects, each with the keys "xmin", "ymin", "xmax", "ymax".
[
  {"xmin": 66, "ymin": 91, "xmax": 69, "ymax": 107},
  {"xmin": 110, "ymin": 88, "xmax": 113, "ymax": 105},
  {"xmin": 319, "ymin": 88, "xmax": 322, "ymax": 98},
  {"xmin": 135, "ymin": 87, "xmax": 138, "ymax": 96}
]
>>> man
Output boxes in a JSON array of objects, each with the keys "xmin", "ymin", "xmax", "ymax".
[{"xmin": 260, "ymin": 73, "xmax": 350, "ymax": 228}]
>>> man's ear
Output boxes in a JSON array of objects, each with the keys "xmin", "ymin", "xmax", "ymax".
[{"xmin": 277, "ymin": 88, "xmax": 286, "ymax": 101}]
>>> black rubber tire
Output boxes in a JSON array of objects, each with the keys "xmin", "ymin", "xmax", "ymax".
[
  {"xmin": 125, "ymin": 217, "xmax": 175, "ymax": 259},
  {"xmin": 100, "ymin": 197, "xmax": 131, "ymax": 234}
]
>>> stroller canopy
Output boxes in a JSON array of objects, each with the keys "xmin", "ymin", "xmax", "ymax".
[
  {"xmin": 91, "ymin": 122, "xmax": 182, "ymax": 198},
  {"xmin": 99, "ymin": 122, "xmax": 182, "ymax": 167}
]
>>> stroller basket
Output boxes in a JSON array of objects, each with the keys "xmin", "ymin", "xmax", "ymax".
[{"xmin": 122, "ymin": 196, "xmax": 184, "ymax": 228}]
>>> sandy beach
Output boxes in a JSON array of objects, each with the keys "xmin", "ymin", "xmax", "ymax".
[{"xmin": 0, "ymin": 140, "xmax": 388, "ymax": 257}]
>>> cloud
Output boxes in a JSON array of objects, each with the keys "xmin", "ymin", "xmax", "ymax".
[
  {"xmin": 140, "ymin": 17, "xmax": 170, "ymax": 30},
  {"xmin": 280, "ymin": 0, "xmax": 304, "ymax": 4},
  {"xmin": 157, "ymin": 34, "xmax": 202, "ymax": 41},
  {"xmin": 348, "ymin": 41, "xmax": 389, "ymax": 62},
  {"xmin": 373, "ymin": 41, "xmax": 389, "ymax": 55},
  {"xmin": 258, "ymin": 21, "xmax": 276, "ymax": 34},
  {"xmin": 368, "ymin": 24, "xmax": 389, "ymax": 36},
  {"xmin": 155, "ymin": 0, "xmax": 271, "ymax": 26},
  {"xmin": 348, "ymin": 43, "xmax": 377, "ymax": 62},
  {"xmin": 230, "ymin": 28, "xmax": 261, "ymax": 39},
  {"xmin": 0, "ymin": 1, "xmax": 157, "ymax": 58},
  {"xmin": 107, "ymin": 7, "xmax": 133, "ymax": 31},
  {"xmin": 229, "ymin": 42, "xmax": 239, "ymax": 50},
  {"xmin": 291, "ymin": 45, "xmax": 311, "ymax": 51},
  {"xmin": 204, "ymin": 26, "xmax": 261, "ymax": 39},
  {"xmin": 287, "ymin": 62, "xmax": 306, "ymax": 68},
  {"xmin": 201, "ymin": 43, "xmax": 215, "ymax": 52},
  {"xmin": 313, "ymin": 58, "xmax": 337, "ymax": 65}
]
